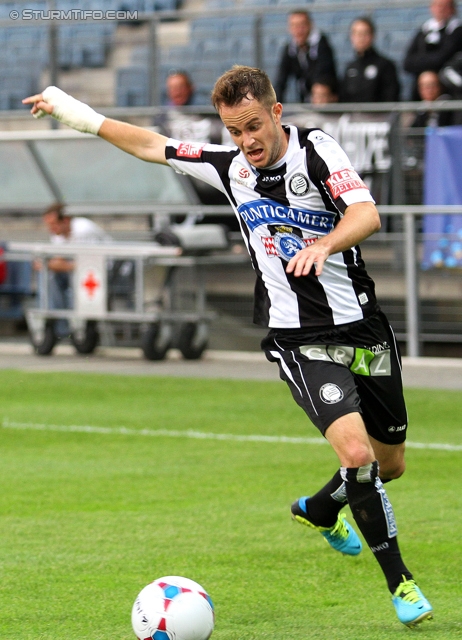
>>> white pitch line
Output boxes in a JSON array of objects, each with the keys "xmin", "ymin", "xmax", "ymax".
[{"xmin": 2, "ymin": 418, "xmax": 462, "ymax": 451}]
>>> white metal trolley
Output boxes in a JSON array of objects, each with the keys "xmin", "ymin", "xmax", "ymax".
[{"xmin": 7, "ymin": 240, "xmax": 247, "ymax": 360}]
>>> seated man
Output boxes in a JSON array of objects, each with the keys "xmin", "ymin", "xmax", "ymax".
[
  {"xmin": 36, "ymin": 203, "xmax": 111, "ymax": 336},
  {"xmin": 164, "ymin": 70, "xmax": 197, "ymax": 107},
  {"xmin": 411, "ymin": 69, "xmax": 457, "ymax": 126},
  {"xmin": 310, "ymin": 76, "xmax": 339, "ymax": 105}
]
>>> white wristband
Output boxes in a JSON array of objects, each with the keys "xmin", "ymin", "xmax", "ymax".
[{"xmin": 33, "ymin": 86, "xmax": 105, "ymax": 135}]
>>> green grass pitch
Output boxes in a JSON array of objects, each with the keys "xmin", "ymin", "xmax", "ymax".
[{"xmin": 1, "ymin": 370, "xmax": 461, "ymax": 639}]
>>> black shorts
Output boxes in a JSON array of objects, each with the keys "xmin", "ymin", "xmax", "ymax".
[{"xmin": 261, "ymin": 311, "xmax": 408, "ymax": 445}]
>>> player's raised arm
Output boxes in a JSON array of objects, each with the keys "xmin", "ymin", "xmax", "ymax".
[{"xmin": 23, "ymin": 87, "xmax": 169, "ymax": 165}]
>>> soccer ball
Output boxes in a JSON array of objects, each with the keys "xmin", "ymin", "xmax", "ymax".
[{"xmin": 131, "ymin": 575, "xmax": 215, "ymax": 640}]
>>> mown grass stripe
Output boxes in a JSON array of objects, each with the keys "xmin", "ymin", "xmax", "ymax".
[{"xmin": 3, "ymin": 418, "xmax": 462, "ymax": 451}]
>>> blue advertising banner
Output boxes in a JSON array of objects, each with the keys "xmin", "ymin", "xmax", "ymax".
[{"xmin": 422, "ymin": 126, "xmax": 462, "ymax": 269}]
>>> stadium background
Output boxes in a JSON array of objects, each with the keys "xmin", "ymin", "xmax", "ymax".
[
  {"xmin": 1, "ymin": 0, "xmax": 462, "ymax": 358},
  {"xmin": 1, "ymin": 5, "xmax": 462, "ymax": 638}
]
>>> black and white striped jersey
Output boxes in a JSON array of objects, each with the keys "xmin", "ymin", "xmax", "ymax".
[{"xmin": 165, "ymin": 125, "xmax": 378, "ymax": 329}]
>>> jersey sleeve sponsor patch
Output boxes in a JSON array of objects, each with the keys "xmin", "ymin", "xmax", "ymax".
[
  {"xmin": 176, "ymin": 142, "xmax": 205, "ymax": 158},
  {"xmin": 325, "ymin": 169, "xmax": 368, "ymax": 200}
]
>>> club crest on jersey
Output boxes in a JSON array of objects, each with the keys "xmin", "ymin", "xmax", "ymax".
[{"xmin": 289, "ymin": 173, "xmax": 310, "ymax": 196}]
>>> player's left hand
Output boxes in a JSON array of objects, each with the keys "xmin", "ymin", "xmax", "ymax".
[{"xmin": 286, "ymin": 243, "xmax": 330, "ymax": 277}]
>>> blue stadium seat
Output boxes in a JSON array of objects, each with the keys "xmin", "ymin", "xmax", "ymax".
[
  {"xmin": 116, "ymin": 66, "xmax": 150, "ymax": 106},
  {"xmin": 0, "ymin": 71, "xmax": 38, "ymax": 110},
  {"xmin": 190, "ymin": 16, "xmax": 227, "ymax": 36},
  {"xmin": 0, "ymin": 254, "xmax": 34, "ymax": 321},
  {"xmin": 276, "ymin": 0, "xmax": 312, "ymax": 5},
  {"xmin": 57, "ymin": 23, "xmax": 113, "ymax": 69},
  {"xmin": 204, "ymin": 0, "xmax": 236, "ymax": 7},
  {"xmin": 131, "ymin": 44, "xmax": 149, "ymax": 65},
  {"xmin": 241, "ymin": 0, "xmax": 277, "ymax": 6}
]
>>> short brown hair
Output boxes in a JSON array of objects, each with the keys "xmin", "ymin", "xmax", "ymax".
[
  {"xmin": 290, "ymin": 9, "xmax": 311, "ymax": 21},
  {"xmin": 351, "ymin": 16, "xmax": 376, "ymax": 35},
  {"xmin": 211, "ymin": 65, "xmax": 277, "ymax": 112},
  {"xmin": 43, "ymin": 202, "xmax": 65, "ymax": 220}
]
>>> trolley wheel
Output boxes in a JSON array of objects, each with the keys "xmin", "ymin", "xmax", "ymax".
[
  {"xmin": 142, "ymin": 322, "xmax": 172, "ymax": 361},
  {"xmin": 178, "ymin": 322, "xmax": 209, "ymax": 360},
  {"xmin": 30, "ymin": 321, "xmax": 57, "ymax": 356},
  {"xmin": 71, "ymin": 321, "xmax": 99, "ymax": 355}
]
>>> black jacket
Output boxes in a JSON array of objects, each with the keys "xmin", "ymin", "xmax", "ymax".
[
  {"xmin": 339, "ymin": 47, "xmax": 400, "ymax": 103},
  {"xmin": 411, "ymin": 94, "xmax": 461, "ymax": 127},
  {"xmin": 274, "ymin": 29, "xmax": 336, "ymax": 103},
  {"xmin": 404, "ymin": 17, "xmax": 462, "ymax": 98}
]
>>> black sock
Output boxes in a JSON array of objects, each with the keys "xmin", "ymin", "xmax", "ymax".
[
  {"xmin": 305, "ymin": 471, "xmax": 392, "ymax": 529},
  {"xmin": 305, "ymin": 469, "xmax": 347, "ymax": 528},
  {"xmin": 342, "ymin": 461, "xmax": 412, "ymax": 593}
]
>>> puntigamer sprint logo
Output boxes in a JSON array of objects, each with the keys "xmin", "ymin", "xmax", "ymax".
[{"xmin": 10, "ymin": 9, "xmax": 138, "ymax": 20}]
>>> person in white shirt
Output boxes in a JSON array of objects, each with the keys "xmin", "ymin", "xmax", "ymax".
[{"xmin": 37, "ymin": 203, "xmax": 111, "ymax": 336}]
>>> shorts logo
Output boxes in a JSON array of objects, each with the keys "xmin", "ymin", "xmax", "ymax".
[
  {"xmin": 177, "ymin": 142, "xmax": 205, "ymax": 158},
  {"xmin": 388, "ymin": 424, "xmax": 406, "ymax": 433},
  {"xmin": 325, "ymin": 169, "xmax": 367, "ymax": 199},
  {"xmin": 289, "ymin": 173, "xmax": 310, "ymax": 196},
  {"xmin": 319, "ymin": 383, "xmax": 344, "ymax": 404}
]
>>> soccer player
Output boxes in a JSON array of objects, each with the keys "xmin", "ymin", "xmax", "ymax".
[{"xmin": 23, "ymin": 66, "xmax": 432, "ymax": 628}]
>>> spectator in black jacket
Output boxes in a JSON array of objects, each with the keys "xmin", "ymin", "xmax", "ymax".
[
  {"xmin": 274, "ymin": 10, "xmax": 336, "ymax": 103},
  {"xmin": 404, "ymin": 0, "xmax": 462, "ymax": 99},
  {"xmin": 411, "ymin": 70, "xmax": 458, "ymax": 126},
  {"xmin": 339, "ymin": 17, "xmax": 400, "ymax": 103}
]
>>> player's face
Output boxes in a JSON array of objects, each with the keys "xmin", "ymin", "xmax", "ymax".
[{"xmin": 219, "ymin": 98, "xmax": 288, "ymax": 169}]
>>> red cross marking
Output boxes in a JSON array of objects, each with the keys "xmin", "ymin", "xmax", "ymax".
[{"xmin": 82, "ymin": 271, "xmax": 99, "ymax": 298}]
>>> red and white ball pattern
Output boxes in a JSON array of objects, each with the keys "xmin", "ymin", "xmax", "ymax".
[{"xmin": 132, "ymin": 576, "xmax": 214, "ymax": 640}]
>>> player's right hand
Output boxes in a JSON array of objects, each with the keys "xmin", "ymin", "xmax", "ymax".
[
  {"xmin": 22, "ymin": 87, "xmax": 105, "ymax": 134},
  {"xmin": 22, "ymin": 93, "xmax": 54, "ymax": 119}
]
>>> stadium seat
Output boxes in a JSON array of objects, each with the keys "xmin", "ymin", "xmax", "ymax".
[
  {"xmin": 57, "ymin": 23, "xmax": 114, "ymax": 69},
  {"xmin": 0, "ymin": 71, "xmax": 38, "ymax": 110},
  {"xmin": 116, "ymin": 66, "xmax": 150, "ymax": 106},
  {"xmin": 241, "ymin": 0, "xmax": 277, "ymax": 6},
  {"xmin": 0, "ymin": 253, "xmax": 34, "ymax": 321}
]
